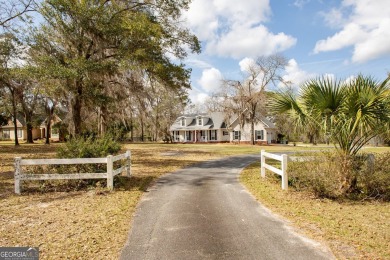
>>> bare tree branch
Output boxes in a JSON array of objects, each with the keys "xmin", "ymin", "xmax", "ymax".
[{"xmin": 0, "ymin": 0, "xmax": 37, "ymax": 28}]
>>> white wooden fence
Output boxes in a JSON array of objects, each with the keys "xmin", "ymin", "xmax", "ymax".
[
  {"xmin": 14, "ymin": 150, "xmax": 131, "ymax": 194},
  {"xmin": 260, "ymin": 150, "xmax": 288, "ymax": 190}
]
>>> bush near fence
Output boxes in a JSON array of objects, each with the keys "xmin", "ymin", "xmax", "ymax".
[
  {"xmin": 15, "ymin": 135, "xmax": 127, "ymax": 193},
  {"xmin": 15, "ymin": 151, "xmax": 131, "ymax": 194},
  {"xmin": 288, "ymin": 151, "xmax": 390, "ymax": 201}
]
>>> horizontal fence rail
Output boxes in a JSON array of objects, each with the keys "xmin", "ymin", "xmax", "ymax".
[
  {"xmin": 14, "ymin": 150, "xmax": 131, "ymax": 194},
  {"xmin": 260, "ymin": 150, "xmax": 288, "ymax": 190}
]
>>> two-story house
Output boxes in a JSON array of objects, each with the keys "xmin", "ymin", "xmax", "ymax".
[
  {"xmin": 170, "ymin": 112, "xmax": 277, "ymax": 144},
  {"xmin": 170, "ymin": 112, "xmax": 230, "ymax": 143}
]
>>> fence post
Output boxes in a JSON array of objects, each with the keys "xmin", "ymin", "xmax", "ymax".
[
  {"xmin": 107, "ymin": 155, "xmax": 113, "ymax": 190},
  {"xmin": 126, "ymin": 150, "xmax": 131, "ymax": 177},
  {"xmin": 260, "ymin": 150, "xmax": 265, "ymax": 178},
  {"xmin": 15, "ymin": 157, "xmax": 21, "ymax": 194},
  {"xmin": 281, "ymin": 154, "xmax": 288, "ymax": 190}
]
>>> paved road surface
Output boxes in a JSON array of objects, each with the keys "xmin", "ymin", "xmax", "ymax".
[{"xmin": 120, "ymin": 155, "xmax": 334, "ymax": 260}]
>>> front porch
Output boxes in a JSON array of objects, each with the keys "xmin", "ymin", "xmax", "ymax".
[{"xmin": 172, "ymin": 129, "xmax": 220, "ymax": 143}]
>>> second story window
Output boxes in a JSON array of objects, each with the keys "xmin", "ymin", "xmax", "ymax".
[
  {"xmin": 181, "ymin": 118, "xmax": 185, "ymax": 126},
  {"xmin": 198, "ymin": 117, "xmax": 202, "ymax": 126}
]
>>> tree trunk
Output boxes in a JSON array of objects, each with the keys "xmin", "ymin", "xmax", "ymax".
[
  {"xmin": 99, "ymin": 105, "xmax": 107, "ymax": 136},
  {"xmin": 140, "ymin": 116, "xmax": 144, "ymax": 142},
  {"xmin": 45, "ymin": 118, "xmax": 51, "ymax": 144},
  {"xmin": 45, "ymin": 105, "xmax": 54, "ymax": 145},
  {"xmin": 250, "ymin": 120, "xmax": 255, "ymax": 145},
  {"xmin": 9, "ymin": 87, "xmax": 19, "ymax": 146},
  {"xmin": 12, "ymin": 114, "xmax": 19, "ymax": 146},
  {"xmin": 72, "ymin": 81, "xmax": 83, "ymax": 136},
  {"xmin": 250, "ymin": 104, "xmax": 257, "ymax": 145},
  {"xmin": 130, "ymin": 112, "xmax": 134, "ymax": 142},
  {"xmin": 25, "ymin": 111, "xmax": 34, "ymax": 143},
  {"xmin": 155, "ymin": 114, "xmax": 159, "ymax": 142},
  {"xmin": 26, "ymin": 122, "xmax": 33, "ymax": 143}
]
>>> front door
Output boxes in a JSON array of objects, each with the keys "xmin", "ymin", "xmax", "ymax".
[{"xmin": 267, "ymin": 132, "xmax": 272, "ymax": 144}]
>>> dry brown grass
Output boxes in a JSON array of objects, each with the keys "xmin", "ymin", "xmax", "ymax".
[
  {"xmin": 240, "ymin": 162, "xmax": 390, "ymax": 260},
  {"xmin": 1, "ymin": 142, "xmax": 269, "ymax": 259},
  {"xmin": 2, "ymin": 142, "xmax": 387, "ymax": 259}
]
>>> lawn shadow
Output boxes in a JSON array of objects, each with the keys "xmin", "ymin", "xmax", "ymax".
[{"xmin": 116, "ymin": 175, "xmax": 155, "ymax": 192}]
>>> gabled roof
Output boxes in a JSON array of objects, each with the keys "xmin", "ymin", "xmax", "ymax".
[
  {"xmin": 228, "ymin": 112, "xmax": 276, "ymax": 129},
  {"xmin": 258, "ymin": 116, "xmax": 276, "ymax": 129},
  {"xmin": 0, "ymin": 116, "xmax": 25, "ymax": 129},
  {"xmin": 40, "ymin": 114, "xmax": 62, "ymax": 127},
  {"xmin": 170, "ymin": 112, "xmax": 227, "ymax": 131}
]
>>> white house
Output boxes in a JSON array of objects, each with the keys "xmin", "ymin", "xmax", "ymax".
[
  {"xmin": 229, "ymin": 115, "xmax": 277, "ymax": 144},
  {"xmin": 170, "ymin": 112, "xmax": 277, "ymax": 144},
  {"xmin": 170, "ymin": 112, "xmax": 230, "ymax": 143}
]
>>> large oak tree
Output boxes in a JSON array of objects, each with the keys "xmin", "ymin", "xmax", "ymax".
[{"xmin": 30, "ymin": 0, "xmax": 200, "ymax": 136}]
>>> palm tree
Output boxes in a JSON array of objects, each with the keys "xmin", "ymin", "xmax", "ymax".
[{"xmin": 270, "ymin": 75, "xmax": 390, "ymax": 156}]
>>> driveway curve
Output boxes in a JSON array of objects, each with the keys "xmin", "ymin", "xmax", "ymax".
[{"xmin": 120, "ymin": 155, "xmax": 334, "ymax": 260}]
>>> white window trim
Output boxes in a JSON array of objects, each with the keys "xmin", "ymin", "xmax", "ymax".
[
  {"xmin": 234, "ymin": 130, "xmax": 241, "ymax": 140},
  {"xmin": 197, "ymin": 117, "xmax": 202, "ymax": 126},
  {"xmin": 255, "ymin": 130, "xmax": 264, "ymax": 140}
]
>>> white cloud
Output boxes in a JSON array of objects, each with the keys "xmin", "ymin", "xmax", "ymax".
[
  {"xmin": 315, "ymin": 0, "xmax": 390, "ymax": 63},
  {"xmin": 282, "ymin": 59, "xmax": 316, "ymax": 88},
  {"xmin": 323, "ymin": 73, "xmax": 336, "ymax": 82},
  {"xmin": 239, "ymin": 57, "xmax": 255, "ymax": 73},
  {"xmin": 188, "ymin": 87, "xmax": 210, "ymax": 106},
  {"xmin": 184, "ymin": 0, "xmax": 219, "ymax": 40},
  {"xmin": 343, "ymin": 75, "xmax": 356, "ymax": 85},
  {"xmin": 198, "ymin": 67, "xmax": 223, "ymax": 93},
  {"xmin": 351, "ymin": 18, "xmax": 390, "ymax": 63},
  {"xmin": 320, "ymin": 8, "xmax": 347, "ymax": 28},
  {"xmin": 185, "ymin": 58, "xmax": 213, "ymax": 69},
  {"xmin": 314, "ymin": 23, "xmax": 367, "ymax": 53},
  {"xmin": 207, "ymin": 24, "xmax": 296, "ymax": 59},
  {"xmin": 184, "ymin": 0, "xmax": 296, "ymax": 59},
  {"xmin": 293, "ymin": 0, "xmax": 310, "ymax": 9}
]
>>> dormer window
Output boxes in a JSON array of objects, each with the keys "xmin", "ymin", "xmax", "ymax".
[
  {"xmin": 197, "ymin": 117, "xmax": 202, "ymax": 126},
  {"xmin": 181, "ymin": 118, "xmax": 186, "ymax": 126}
]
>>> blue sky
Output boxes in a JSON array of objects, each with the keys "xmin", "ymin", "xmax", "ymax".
[{"xmin": 182, "ymin": 0, "xmax": 390, "ymax": 104}]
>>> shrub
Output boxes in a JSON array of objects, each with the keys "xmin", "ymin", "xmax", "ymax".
[
  {"xmin": 57, "ymin": 134, "xmax": 121, "ymax": 158},
  {"xmin": 357, "ymin": 152, "xmax": 390, "ymax": 200},
  {"xmin": 41, "ymin": 134, "xmax": 123, "ymax": 190},
  {"xmin": 288, "ymin": 151, "xmax": 390, "ymax": 201}
]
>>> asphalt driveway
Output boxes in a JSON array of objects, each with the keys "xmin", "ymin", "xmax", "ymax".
[{"xmin": 120, "ymin": 155, "xmax": 334, "ymax": 260}]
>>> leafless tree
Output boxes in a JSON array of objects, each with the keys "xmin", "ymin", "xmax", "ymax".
[
  {"xmin": 218, "ymin": 54, "xmax": 288, "ymax": 144},
  {"xmin": 0, "ymin": 0, "xmax": 37, "ymax": 28}
]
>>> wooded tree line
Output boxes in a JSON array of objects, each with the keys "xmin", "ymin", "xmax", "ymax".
[{"xmin": 0, "ymin": 0, "xmax": 199, "ymax": 145}]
